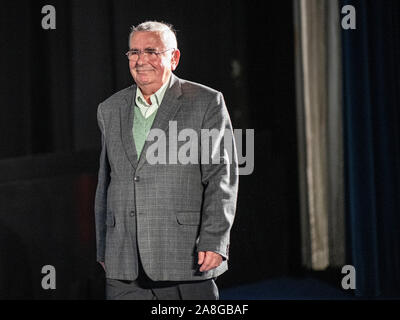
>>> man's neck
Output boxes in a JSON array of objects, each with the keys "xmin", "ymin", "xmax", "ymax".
[
  {"xmin": 139, "ymin": 85, "xmax": 159, "ymax": 104},
  {"xmin": 137, "ymin": 75, "xmax": 171, "ymax": 105}
]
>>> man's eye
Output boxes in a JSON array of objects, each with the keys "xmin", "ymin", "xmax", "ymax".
[
  {"xmin": 145, "ymin": 50, "xmax": 157, "ymax": 55},
  {"xmin": 131, "ymin": 50, "xmax": 140, "ymax": 55}
]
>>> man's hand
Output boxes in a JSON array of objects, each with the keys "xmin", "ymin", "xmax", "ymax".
[{"xmin": 198, "ymin": 251, "xmax": 223, "ymax": 272}]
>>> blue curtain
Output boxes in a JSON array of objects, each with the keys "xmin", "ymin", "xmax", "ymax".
[{"xmin": 341, "ymin": 0, "xmax": 400, "ymax": 297}]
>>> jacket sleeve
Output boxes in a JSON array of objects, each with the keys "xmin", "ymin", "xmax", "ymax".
[
  {"xmin": 197, "ymin": 92, "xmax": 239, "ymax": 260},
  {"xmin": 94, "ymin": 103, "xmax": 110, "ymax": 262}
]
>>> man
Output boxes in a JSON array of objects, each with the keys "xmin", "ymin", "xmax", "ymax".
[{"xmin": 95, "ymin": 21, "xmax": 238, "ymax": 300}]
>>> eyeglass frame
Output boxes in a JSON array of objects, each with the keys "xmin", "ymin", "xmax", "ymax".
[{"xmin": 125, "ymin": 48, "xmax": 175, "ymax": 60}]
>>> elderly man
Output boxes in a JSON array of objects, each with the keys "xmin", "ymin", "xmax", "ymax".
[{"xmin": 95, "ymin": 21, "xmax": 238, "ymax": 300}]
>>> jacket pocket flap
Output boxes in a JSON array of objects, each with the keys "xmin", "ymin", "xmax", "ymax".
[
  {"xmin": 106, "ymin": 214, "xmax": 115, "ymax": 227},
  {"xmin": 176, "ymin": 211, "xmax": 201, "ymax": 226}
]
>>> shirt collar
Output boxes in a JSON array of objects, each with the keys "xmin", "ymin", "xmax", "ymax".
[{"xmin": 135, "ymin": 74, "xmax": 171, "ymax": 110}]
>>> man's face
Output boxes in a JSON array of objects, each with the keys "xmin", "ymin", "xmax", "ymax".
[{"xmin": 128, "ymin": 31, "xmax": 180, "ymax": 91}]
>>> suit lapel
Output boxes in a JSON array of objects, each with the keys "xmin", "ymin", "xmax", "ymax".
[
  {"xmin": 136, "ymin": 74, "xmax": 183, "ymax": 171},
  {"xmin": 120, "ymin": 85, "xmax": 139, "ymax": 170}
]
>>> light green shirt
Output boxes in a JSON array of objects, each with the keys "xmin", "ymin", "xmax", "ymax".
[
  {"xmin": 133, "ymin": 75, "xmax": 171, "ymax": 157},
  {"xmin": 135, "ymin": 75, "xmax": 171, "ymax": 118}
]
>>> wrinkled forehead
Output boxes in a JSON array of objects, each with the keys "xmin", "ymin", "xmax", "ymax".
[{"xmin": 129, "ymin": 31, "xmax": 175, "ymax": 49}]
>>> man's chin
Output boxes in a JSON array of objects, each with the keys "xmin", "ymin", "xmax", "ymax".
[
  {"xmin": 136, "ymin": 80, "xmax": 152, "ymax": 87},
  {"xmin": 134, "ymin": 75, "xmax": 153, "ymax": 86}
]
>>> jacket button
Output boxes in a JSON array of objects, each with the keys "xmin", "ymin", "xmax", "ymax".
[{"xmin": 134, "ymin": 176, "xmax": 140, "ymax": 182}]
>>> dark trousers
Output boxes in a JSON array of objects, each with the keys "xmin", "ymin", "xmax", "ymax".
[
  {"xmin": 106, "ymin": 256, "xmax": 219, "ymax": 300},
  {"xmin": 106, "ymin": 277, "xmax": 218, "ymax": 300}
]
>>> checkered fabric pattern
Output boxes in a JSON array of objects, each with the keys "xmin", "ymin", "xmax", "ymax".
[{"xmin": 94, "ymin": 74, "xmax": 238, "ymax": 281}]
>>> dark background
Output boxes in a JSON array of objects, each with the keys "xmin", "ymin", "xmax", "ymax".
[{"xmin": 0, "ymin": 0, "xmax": 300, "ymax": 299}]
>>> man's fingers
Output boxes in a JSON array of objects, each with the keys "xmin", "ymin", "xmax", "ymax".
[
  {"xmin": 199, "ymin": 254, "xmax": 210, "ymax": 271},
  {"xmin": 198, "ymin": 251, "xmax": 205, "ymax": 265},
  {"xmin": 201, "ymin": 257, "xmax": 216, "ymax": 271},
  {"xmin": 198, "ymin": 251, "xmax": 222, "ymax": 272}
]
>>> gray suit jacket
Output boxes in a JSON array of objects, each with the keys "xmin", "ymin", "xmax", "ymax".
[{"xmin": 95, "ymin": 74, "xmax": 238, "ymax": 281}]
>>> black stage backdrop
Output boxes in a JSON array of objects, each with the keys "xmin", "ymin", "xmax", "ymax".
[{"xmin": 0, "ymin": 0, "xmax": 299, "ymax": 299}]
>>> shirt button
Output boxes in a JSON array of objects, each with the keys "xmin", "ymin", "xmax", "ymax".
[
  {"xmin": 134, "ymin": 176, "xmax": 140, "ymax": 182},
  {"xmin": 129, "ymin": 210, "xmax": 135, "ymax": 217}
]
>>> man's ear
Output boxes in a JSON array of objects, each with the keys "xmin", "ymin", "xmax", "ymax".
[{"xmin": 171, "ymin": 49, "xmax": 181, "ymax": 71}]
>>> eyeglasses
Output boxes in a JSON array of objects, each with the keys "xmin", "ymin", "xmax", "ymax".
[{"xmin": 125, "ymin": 48, "xmax": 175, "ymax": 61}]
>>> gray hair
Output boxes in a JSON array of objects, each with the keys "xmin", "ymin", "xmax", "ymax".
[{"xmin": 128, "ymin": 21, "xmax": 178, "ymax": 49}]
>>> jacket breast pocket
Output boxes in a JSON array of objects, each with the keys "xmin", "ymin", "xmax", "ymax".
[{"xmin": 176, "ymin": 211, "xmax": 201, "ymax": 226}]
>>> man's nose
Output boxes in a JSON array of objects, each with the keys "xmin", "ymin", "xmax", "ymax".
[{"xmin": 136, "ymin": 52, "xmax": 148, "ymax": 64}]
